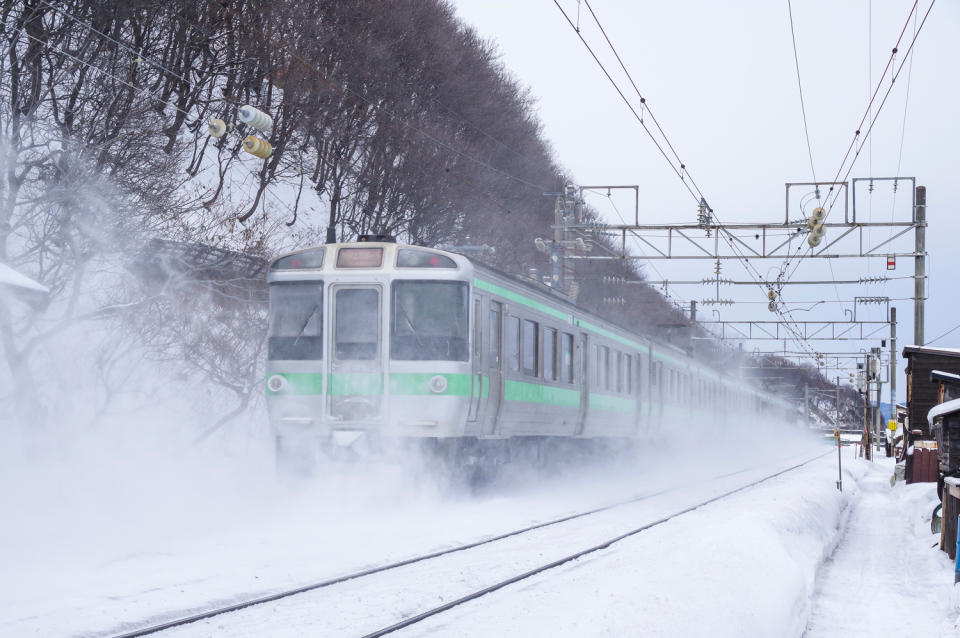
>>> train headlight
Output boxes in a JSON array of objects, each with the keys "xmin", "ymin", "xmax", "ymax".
[
  {"xmin": 267, "ymin": 374, "xmax": 288, "ymax": 393},
  {"xmin": 428, "ymin": 375, "xmax": 448, "ymax": 394}
]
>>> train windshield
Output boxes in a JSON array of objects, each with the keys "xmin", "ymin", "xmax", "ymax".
[
  {"xmin": 391, "ymin": 281, "xmax": 468, "ymax": 361},
  {"xmin": 268, "ymin": 281, "xmax": 324, "ymax": 360}
]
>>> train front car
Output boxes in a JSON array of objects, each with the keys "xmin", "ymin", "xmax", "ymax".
[{"xmin": 266, "ymin": 240, "xmax": 474, "ymax": 470}]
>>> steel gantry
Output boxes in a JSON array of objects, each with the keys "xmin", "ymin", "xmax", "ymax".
[{"xmin": 696, "ymin": 320, "xmax": 891, "ymax": 341}]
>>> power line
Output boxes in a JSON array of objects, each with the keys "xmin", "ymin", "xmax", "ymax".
[
  {"xmin": 553, "ymin": 1, "xmax": 815, "ymax": 357},
  {"xmin": 786, "ymin": 0, "xmax": 818, "ymax": 185},
  {"xmin": 927, "ymin": 322, "xmax": 960, "ymax": 347},
  {"xmin": 777, "ymin": 0, "xmax": 935, "ymax": 285}
]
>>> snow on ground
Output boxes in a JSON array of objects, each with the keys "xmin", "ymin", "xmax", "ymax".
[
  {"xmin": 393, "ymin": 453, "xmax": 960, "ymax": 638},
  {"xmin": 805, "ymin": 457, "xmax": 959, "ymax": 637},
  {"xmin": 3, "ymin": 428, "xmax": 959, "ymax": 638}
]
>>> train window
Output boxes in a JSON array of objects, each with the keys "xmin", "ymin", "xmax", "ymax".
[
  {"xmin": 488, "ymin": 303, "xmax": 502, "ymax": 369},
  {"xmin": 396, "ymin": 248, "xmax": 457, "ymax": 269},
  {"xmin": 625, "ymin": 356, "xmax": 633, "ymax": 395},
  {"xmin": 561, "ymin": 333, "xmax": 574, "ymax": 383},
  {"xmin": 522, "ymin": 319, "xmax": 539, "ymax": 377},
  {"xmin": 598, "ymin": 346, "xmax": 610, "ymax": 390},
  {"xmin": 390, "ymin": 281, "xmax": 467, "ymax": 361},
  {"xmin": 473, "ymin": 299, "xmax": 482, "ymax": 359},
  {"xmin": 615, "ymin": 352, "xmax": 623, "ymax": 393},
  {"xmin": 268, "ymin": 281, "xmax": 324, "ymax": 360},
  {"xmin": 543, "ymin": 328, "xmax": 557, "ymax": 381},
  {"xmin": 271, "ymin": 248, "xmax": 324, "ymax": 270},
  {"xmin": 335, "ymin": 288, "xmax": 379, "ymax": 360},
  {"xmin": 507, "ymin": 316, "xmax": 520, "ymax": 371}
]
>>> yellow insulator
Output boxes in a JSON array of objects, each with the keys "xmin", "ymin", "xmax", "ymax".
[
  {"xmin": 767, "ymin": 289, "xmax": 777, "ymax": 301},
  {"xmin": 243, "ymin": 136, "xmax": 272, "ymax": 159},
  {"xmin": 208, "ymin": 118, "xmax": 227, "ymax": 138},
  {"xmin": 238, "ymin": 105, "xmax": 273, "ymax": 132}
]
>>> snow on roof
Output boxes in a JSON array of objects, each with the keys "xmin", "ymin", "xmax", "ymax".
[
  {"xmin": 0, "ymin": 262, "xmax": 48, "ymax": 293},
  {"xmin": 927, "ymin": 397, "xmax": 960, "ymax": 425},
  {"xmin": 903, "ymin": 345, "xmax": 960, "ymax": 357}
]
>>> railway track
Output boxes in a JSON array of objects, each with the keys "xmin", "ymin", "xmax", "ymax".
[{"xmin": 107, "ymin": 452, "xmax": 828, "ymax": 638}]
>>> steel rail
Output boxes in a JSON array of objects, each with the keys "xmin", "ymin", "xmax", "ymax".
[
  {"xmin": 105, "ymin": 466, "xmax": 754, "ymax": 638},
  {"xmin": 361, "ymin": 451, "xmax": 831, "ymax": 637}
]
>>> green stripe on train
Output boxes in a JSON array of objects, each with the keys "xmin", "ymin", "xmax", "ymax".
[
  {"xmin": 389, "ymin": 372, "xmax": 476, "ymax": 397},
  {"xmin": 588, "ymin": 393, "xmax": 636, "ymax": 413},
  {"xmin": 504, "ymin": 380, "xmax": 580, "ymax": 407},
  {"xmin": 573, "ymin": 318, "xmax": 648, "ymax": 353},
  {"xmin": 266, "ymin": 372, "xmax": 324, "ymax": 395},
  {"xmin": 473, "ymin": 278, "xmax": 570, "ymax": 321},
  {"xmin": 329, "ymin": 373, "xmax": 384, "ymax": 396}
]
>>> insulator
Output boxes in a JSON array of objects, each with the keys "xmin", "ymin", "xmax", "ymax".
[
  {"xmin": 208, "ymin": 118, "xmax": 227, "ymax": 138},
  {"xmin": 238, "ymin": 105, "xmax": 273, "ymax": 132},
  {"xmin": 768, "ymin": 301, "xmax": 777, "ymax": 312},
  {"xmin": 767, "ymin": 289, "xmax": 777, "ymax": 301},
  {"xmin": 811, "ymin": 207, "xmax": 826, "ymax": 222},
  {"xmin": 243, "ymin": 135, "xmax": 272, "ymax": 159},
  {"xmin": 807, "ymin": 233, "xmax": 822, "ymax": 248}
]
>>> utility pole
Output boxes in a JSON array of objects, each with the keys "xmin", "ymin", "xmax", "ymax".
[
  {"xmin": 863, "ymin": 352, "xmax": 872, "ymax": 461},
  {"xmin": 836, "ymin": 376, "xmax": 841, "ymax": 428},
  {"xmin": 915, "ymin": 186, "xmax": 926, "ymax": 346},
  {"xmin": 889, "ymin": 307, "xmax": 897, "ymax": 457}
]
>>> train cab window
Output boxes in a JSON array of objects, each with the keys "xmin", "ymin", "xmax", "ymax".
[
  {"xmin": 335, "ymin": 288, "xmax": 379, "ymax": 360},
  {"xmin": 506, "ymin": 316, "xmax": 520, "ymax": 371},
  {"xmin": 390, "ymin": 281, "xmax": 467, "ymax": 361},
  {"xmin": 561, "ymin": 333, "xmax": 574, "ymax": 384},
  {"xmin": 543, "ymin": 328, "xmax": 557, "ymax": 381},
  {"xmin": 522, "ymin": 319, "xmax": 539, "ymax": 377},
  {"xmin": 488, "ymin": 303, "xmax": 502, "ymax": 369},
  {"xmin": 268, "ymin": 281, "xmax": 324, "ymax": 360}
]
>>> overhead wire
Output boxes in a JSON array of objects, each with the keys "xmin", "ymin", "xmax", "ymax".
[
  {"xmin": 557, "ymin": 0, "xmax": 815, "ymax": 357},
  {"xmin": 786, "ymin": 0, "xmax": 818, "ymax": 186},
  {"xmin": 777, "ymin": 0, "xmax": 934, "ymax": 286}
]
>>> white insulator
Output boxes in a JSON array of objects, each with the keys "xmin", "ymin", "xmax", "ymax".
[
  {"xmin": 243, "ymin": 135, "xmax": 272, "ymax": 159},
  {"xmin": 811, "ymin": 206, "xmax": 826, "ymax": 222},
  {"xmin": 768, "ymin": 301, "xmax": 777, "ymax": 312},
  {"xmin": 208, "ymin": 118, "xmax": 227, "ymax": 138},
  {"xmin": 808, "ymin": 233, "xmax": 823, "ymax": 248},
  {"xmin": 238, "ymin": 105, "xmax": 273, "ymax": 132},
  {"xmin": 811, "ymin": 224, "xmax": 826, "ymax": 239}
]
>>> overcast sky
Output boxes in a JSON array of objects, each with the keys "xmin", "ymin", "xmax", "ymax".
[{"xmin": 451, "ymin": 0, "xmax": 959, "ymax": 401}]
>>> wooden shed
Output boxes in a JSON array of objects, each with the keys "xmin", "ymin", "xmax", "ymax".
[{"xmin": 902, "ymin": 346, "xmax": 960, "ymax": 438}]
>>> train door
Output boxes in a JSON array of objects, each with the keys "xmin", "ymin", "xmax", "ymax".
[
  {"xmin": 481, "ymin": 300, "xmax": 504, "ymax": 436},
  {"xmin": 467, "ymin": 296, "xmax": 483, "ymax": 424},
  {"xmin": 328, "ymin": 285, "xmax": 384, "ymax": 424}
]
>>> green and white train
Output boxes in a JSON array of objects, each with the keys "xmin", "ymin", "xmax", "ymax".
[{"xmin": 265, "ymin": 238, "xmax": 794, "ymax": 470}]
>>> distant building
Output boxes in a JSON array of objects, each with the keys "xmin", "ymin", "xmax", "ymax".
[{"xmin": 902, "ymin": 346, "xmax": 960, "ymax": 439}]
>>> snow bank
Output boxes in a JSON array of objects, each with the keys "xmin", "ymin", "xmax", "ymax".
[{"xmin": 411, "ymin": 455, "xmax": 956, "ymax": 637}]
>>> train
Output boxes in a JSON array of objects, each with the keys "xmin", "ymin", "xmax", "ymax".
[{"xmin": 265, "ymin": 237, "xmax": 796, "ymax": 474}]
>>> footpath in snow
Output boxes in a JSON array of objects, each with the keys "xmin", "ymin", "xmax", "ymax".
[
  {"xmin": 389, "ymin": 452, "xmax": 960, "ymax": 638},
  {"xmin": 805, "ymin": 455, "xmax": 958, "ymax": 637},
  {"xmin": 3, "ymin": 440, "xmax": 960, "ymax": 637}
]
